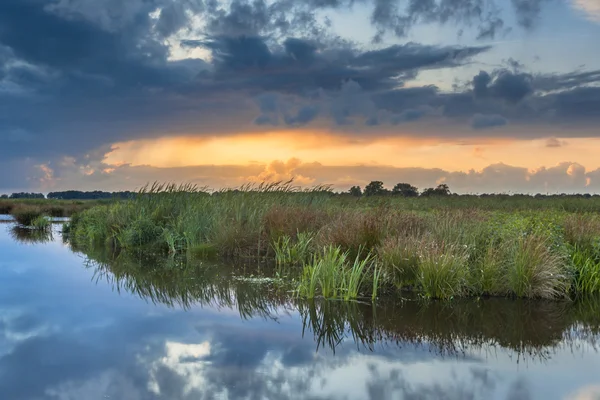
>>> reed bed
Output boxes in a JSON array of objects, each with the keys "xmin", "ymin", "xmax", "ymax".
[
  {"xmin": 2, "ymin": 199, "xmax": 104, "ymax": 228},
  {"xmin": 67, "ymin": 182, "xmax": 600, "ymax": 300}
]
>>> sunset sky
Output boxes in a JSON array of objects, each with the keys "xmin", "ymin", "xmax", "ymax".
[{"xmin": 1, "ymin": 0, "xmax": 600, "ymax": 193}]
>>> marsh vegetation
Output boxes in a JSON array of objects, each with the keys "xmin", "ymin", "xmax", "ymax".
[
  {"xmin": 1, "ymin": 198, "xmax": 106, "ymax": 229},
  {"xmin": 64, "ymin": 183, "xmax": 600, "ymax": 300}
]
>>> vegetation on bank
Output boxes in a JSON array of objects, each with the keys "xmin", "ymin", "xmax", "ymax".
[
  {"xmin": 66, "ymin": 183, "xmax": 600, "ymax": 301},
  {"xmin": 1, "ymin": 199, "xmax": 107, "ymax": 227}
]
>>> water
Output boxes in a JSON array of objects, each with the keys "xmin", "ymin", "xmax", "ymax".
[{"xmin": 1, "ymin": 220, "xmax": 600, "ymax": 400}]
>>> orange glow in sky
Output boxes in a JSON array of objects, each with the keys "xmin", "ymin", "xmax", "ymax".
[{"xmin": 103, "ymin": 131, "xmax": 600, "ymax": 172}]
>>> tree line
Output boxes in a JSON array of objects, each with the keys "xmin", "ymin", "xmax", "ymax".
[
  {"xmin": 348, "ymin": 182, "xmax": 451, "ymax": 197},
  {"xmin": 0, "ymin": 191, "xmax": 135, "ymax": 200},
  {"xmin": 0, "ymin": 192, "xmax": 45, "ymax": 199},
  {"xmin": 2, "ymin": 184, "xmax": 600, "ymax": 199}
]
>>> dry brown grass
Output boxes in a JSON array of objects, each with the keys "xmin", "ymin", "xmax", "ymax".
[
  {"xmin": 263, "ymin": 206, "xmax": 331, "ymax": 240},
  {"xmin": 563, "ymin": 213, "xmax": 600, "ymax": 249},
  {"xmin": 315, "ymin": 210, "xmax": 389, "ymax": 256},
  {"xmin": 506, "ymin": 234, "xmax": 570, "ymax": 299}
]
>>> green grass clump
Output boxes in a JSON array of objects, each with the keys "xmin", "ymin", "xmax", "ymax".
[
  {"xmin": 506, "ymin": 234, "xmax": 569, "ymax": 298},
  {"xmin": 273, "ymin": 231, "xmax": 315, "ymax": 266},
  {"xmin": 572, "ymin": 247, "xmax": 600, "ymax": 296},
  {"xmin": 414, "ymin": 239, "xmax": 470, "ymax": 300},
  {"xmin": 31, "ymin": 215, "xmax": 51, "ymax": 231},
  {"xmin": 378, "ymin": 237, "xmax": 420, "ymax": 287},
  {"xmin": 297, "ymin": 246, "xmax": 376, "ymax": 301}
]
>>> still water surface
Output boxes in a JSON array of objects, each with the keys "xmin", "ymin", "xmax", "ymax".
[{"xmin": 1, "ymin": 220, "xmax": 600, "ymax": 400}]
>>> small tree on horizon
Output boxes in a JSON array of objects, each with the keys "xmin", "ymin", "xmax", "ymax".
[
  {"xmin": 364, "ymin": 181, "xmax": 388, "ymax": 196},
  {"xmin": 392, "ymin": 183, "xmax": 419, "ymax": 197},
  {"xmin": 421, "ymin": 184, "xmax": 451, "ymax": 197},
  {"xmin": 349, "ymin": 186, "xmax": 362, "ymax": 197}
]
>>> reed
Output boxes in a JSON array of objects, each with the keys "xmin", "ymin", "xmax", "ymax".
[
  {"xmin": 572, "ymin": 247, "xmax": 600, "ymax": 296},
  {"xmin": 273, "ymin": 231, "xmax": 315, "ymax": 266},
  {"xmin": 296, "ymin": 246, "xmax": 377, "ymax": 300}
]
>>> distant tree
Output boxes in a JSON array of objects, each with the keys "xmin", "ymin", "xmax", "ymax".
[
  {"xmin": 47, "ymin": 190, "xmax": 136, "ymax": 200},
  {"xmin": 421, "ymin": 184, "xmax": 451, "ymax": 197},
  {"xmin": 364, "ymin": 181, "xmax": 388, "ymax": 196},
  {"xmin": 0, "ymin": 194, "xmax": 7, "ymax": 199},
  {"xmin": 392, "ymin": 183, "xmax": 419, "ymax": 197},
  {"xmin": 9, "ymin": 192, "xmax": 45, "ymax": 199},
  {"xmin": 435, "ymin": 184, "xmax": 451, "ymax": 196},
  {"xmin": 349, "ymin": 186, "xmax": 362, "ymax": 197}
]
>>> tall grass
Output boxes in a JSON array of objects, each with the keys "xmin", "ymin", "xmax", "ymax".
[
  {"xmin": 273, "ymin": 231, "xmax": 315, "ymax": 265},
  {"xmin": 67, "ymin": 183, "xmax": 600, "ymax": 300},
  {"xmin": 505, "ymin": 234, "xmax": 569, "ymax": 298},
  {"xmin": 415, "ymin": 240, "xmax": 471, "ymax": 300},
  {"xmin": 296, "ymin": 246, "xmax": 377, "ymax": 300},
  {"xmin": 572, "ymin": 247, "xmax": 600, "ymax": 296}
]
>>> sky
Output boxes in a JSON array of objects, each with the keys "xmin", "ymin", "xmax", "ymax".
[{"xmin": 1, "ymin": 0, "xmax": 600, "ymax": 194}]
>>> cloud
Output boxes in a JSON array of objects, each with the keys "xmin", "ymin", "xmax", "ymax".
[
  {"xmin": 470, "ymin": 113, "xmax": 509, "ymax": 129},
  {"xmin": 545, "ymin": 137, "xmax": 568, "ymax": 148},
  {"xmin": 472, "ymin": 69, "xmax": 534, "ymax": 103},
  {"xmin": 572, "ymin": 0, "xmax": 600, "ymax": 22},
  {"xmin": 565, "ymin": 385, "xmax": 600, "ymax": 400},
  {"xmin": 10, "ymin": 156, "xmax": 600, "ymax": 195},
  {"xmin": 246, "ymin": 158, "xmax": 316, "ymax": 185}
]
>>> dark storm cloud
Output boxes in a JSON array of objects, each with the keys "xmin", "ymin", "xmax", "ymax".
[
  {"xmin": 0, "ymin": 0, "xmax": 493, "ymax": 168},
  {"xmin": 470, "ymin": 113, "xmax": 509, "ymax": 129},
  {"xmin": 0, "ymin": 0, "xmax": 599, "ymax": 191},
  {"xmin": 534, "ymin": 69, "xmax": 600, "ymax": 91},
  {"xmin": 284, "ymin": 105, "xmax": 320, "ymax": 125},
  {"xmin": 472, "ymin": 69, "xmax": 534, "ymax": 103},
  {"xmin": 185, "ymin": 35, "xmax": 490, "ymax": 94}
]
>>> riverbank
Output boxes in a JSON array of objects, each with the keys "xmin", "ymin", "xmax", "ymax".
[
  {"xmin": 66, "ymin": 185, "xmax": 600, "ymax": 300},
  {"xmin": 1, "ymin": 199, "xmax": 108, "ymax": 226}
]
